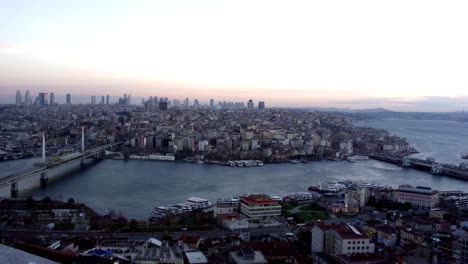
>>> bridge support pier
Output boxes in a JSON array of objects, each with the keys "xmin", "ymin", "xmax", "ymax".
[
  {"xmin": 11, "ymin": 182, "xmax": 18, "ymax": 198},
  {"xmin": 40, "ymin": 172, "xmax": 48, "ymax": 188}
]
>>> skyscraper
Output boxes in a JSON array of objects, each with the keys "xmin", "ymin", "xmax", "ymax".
[
  {"xmin": 185, "ymin": 98, "xmax": 189, "ymax": 107},
  {"xmin": 106, "ymin": 95, "xmax": 110, "ymax": 105},
  {"xmin": 210, "ymin": 99, "xmax": 214, "ymax": 108},
  {"xmin": 25, "ymin": 90, "xmax": 31, "ymax": 106},
  {"xmin": 91, "ymin": 96, "xmax": 96, "ymax": 105},
  {"xmin": 258, "ymin": 101, "xmax": 265, "ymax": 110},
  {"xmin": 127, "ymin": 94, "xmax": 132, "ymax": 105},
  {"xmin": 15, "ymin": 90, "xmax": 22, "ymax": 105},
  {"xmin": 38, "ymin": 93, "xmax": 48, "ymax": 106},
  {"xmin": 247, "ymin": 99, "xmax": 254, "ymax": 109},
  {"xmin": 66, "ymin": 94, "xmax": 71, "ymax": 104},
  {"xmin": 159, "ymin": 101, "xmax": 168, "ymax": 110},
  {"xmin": 50, "ymin": 92, "xmax": 55, "ymax": 105}
]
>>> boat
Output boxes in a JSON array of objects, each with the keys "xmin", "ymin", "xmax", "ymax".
[
  {"xmin": 284, "ymin": 192, "xmax": 313, "ymax": 202},
  {"xmin": 185, "ymin": 197, "xmax": 213, "ymax": 209},
  {"xmin": 461, "ymin": 153, "xmax": 468, "ymax": 159},
  {"xmin": 289, "ymin": 160, "xmax": 299, "ymax": 164},
  {"xmin": 346, "ymin": 155, "xmax": 370, "ymax": 162},
  {"xmin": 308, "ymin": 185, "xmax": 320, "ymax": 191}
]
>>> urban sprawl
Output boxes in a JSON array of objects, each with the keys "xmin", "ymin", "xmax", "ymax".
[{"xmin": 0, "ymin": 91, "xmax": 467, "ymax": 264}]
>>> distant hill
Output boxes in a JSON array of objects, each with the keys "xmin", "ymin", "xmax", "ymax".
[
  {"xmin": 302, "ymin": 107, "xmax": 392, "ymax": 113},
  {"xmin": 301, "ymin": 107, "xmax": 468, "ymax": 122}
]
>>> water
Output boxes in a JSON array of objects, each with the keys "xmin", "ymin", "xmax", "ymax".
[
  {"xmin": 358, "ymin": 118, "xmax": 468, "ymax": 163},
  {"xmin": 0, "ymin": 118, "xmax": 467, "ymax": 220}
]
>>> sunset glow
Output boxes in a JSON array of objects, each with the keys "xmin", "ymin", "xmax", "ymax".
[{"xmin": 1, "ymin": 0, "xmax": 468, "ymax": 110}]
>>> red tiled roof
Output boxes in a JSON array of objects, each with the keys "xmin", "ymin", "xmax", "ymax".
[{"xmin": 240, "ymin": 195, "xmax": 278, "ymax": 205}]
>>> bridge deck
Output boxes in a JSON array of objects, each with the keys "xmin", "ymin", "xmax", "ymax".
[{"xmin": 0, "ymin": 144, "xmax": 117, "ymax": 189}]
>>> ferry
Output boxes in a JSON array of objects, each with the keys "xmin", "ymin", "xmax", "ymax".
[
  {"xmin": 284, "ymin": 192, "xmax": 313, "ymax": 202},
  {"xmin": 185, "ymin": 197, "xmax": 213, "ymax": 209},
  {"xmin": 346, "ymin": 155, "xmax": 370, "ymax": 162},
  {"xmin": 151, "ymin": 197, "xmax": 213, "ymax": 220}
]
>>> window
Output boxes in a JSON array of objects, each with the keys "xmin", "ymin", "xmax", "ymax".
[
  {"xmin": 348, "ymin": 247, "xmax": 351, "ymax": 250},
  {"xmin": 353, "ymin": 241, "xmax": 355, "ymax": 244}
]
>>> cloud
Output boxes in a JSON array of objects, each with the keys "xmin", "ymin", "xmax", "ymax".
[{"xmin": 0, "ymin": 42, "xmax": 29, "ymax": 54}]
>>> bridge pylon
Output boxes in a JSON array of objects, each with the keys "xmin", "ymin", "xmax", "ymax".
[
  {"xmin": 11, "ymin": 182, "xmax": 18, "ymax": 198},
  {"xmin": 40, "ymin": 172, "xmax": 48, "ymax": 188}
]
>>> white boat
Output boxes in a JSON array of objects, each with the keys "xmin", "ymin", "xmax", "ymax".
[
  {"xmin": 185, "ymin": 197, "xmax": 213, "ymax": 209},
  {"xmin": 347, "ymin": 156, "xmax": 369, "ymax": 162}
]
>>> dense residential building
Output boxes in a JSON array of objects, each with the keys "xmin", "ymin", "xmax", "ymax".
[
  {"xmin": 393, "ymin": 185, "xmax": 439, "ymax": 209},
  {"xmin": 311, "ymin": 223, "xmax": 374, "ymax": 255},
  {"xmin": 239, "ymin": 194, "xmax": 281, "ymax": 219},
  {"xmin": 229, "ymin": 247, "xmax": 268, "ymax": 264}
]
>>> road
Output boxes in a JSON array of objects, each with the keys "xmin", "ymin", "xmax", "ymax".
[{"xmin": 1, "ymin": 225, "xmax": 292, "ymax": 241}]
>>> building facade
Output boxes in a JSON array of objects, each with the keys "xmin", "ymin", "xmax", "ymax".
[
  {"xmin": 239, "ymin": 195, "xmax": 281, "ymax": 219},
  {"xmin": 394, "ymin": 185, "xmax": 439, "ymax": 209}
]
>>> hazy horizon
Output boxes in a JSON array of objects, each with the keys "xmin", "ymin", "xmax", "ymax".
[{"xmin": 2, "ymin": 0, "xmax": 468, "ymax": 111}]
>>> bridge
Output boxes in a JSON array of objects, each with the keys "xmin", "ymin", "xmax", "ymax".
[{"xmin": 0, "ymin": 128, "xmax": 121, "ymax": 197}]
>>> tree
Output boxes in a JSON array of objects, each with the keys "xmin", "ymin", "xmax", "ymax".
[
  {"xmin": 129, "ymin": 219, "xmax": 138, "ymax": 231},
  {"xmin": 25, "ymin": 197, "xmax": 35, "ymax": 209},
  {"xmin": 67, "ymin": 198, "xmax": 75, "ymax": 205}
]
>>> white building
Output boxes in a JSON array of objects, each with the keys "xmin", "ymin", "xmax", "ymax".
[
  {"xmin": 311, "ymin": 223, "xmax": 374, "ymax": 255},
  {"xmin": 394, "ymin": 185, "xmax": 439, "ymax": 209},
  {"xmin": 239, "ymin": 195, "xmax": 281, "ymax": 220}
]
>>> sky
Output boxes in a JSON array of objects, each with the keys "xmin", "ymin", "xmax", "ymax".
[{"xmin": 1, "ymin": 0, "xmax": 468, "ymax": 111}]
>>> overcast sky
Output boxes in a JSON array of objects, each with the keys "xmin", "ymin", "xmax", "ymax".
[{"xmin": 1, "ymin": 0, "xmax": 468, "ymax": 111}]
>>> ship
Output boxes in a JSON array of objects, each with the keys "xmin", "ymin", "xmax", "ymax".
[
  {"xmin": 461, "ymin": 153, "xmax": 468, "ymax": 159},
  {"xmin": 150, "ymin": 197, "xmax": 212, "ymax": 221},
  {"xmin": 346, "ymin": 155, "xmax": 370, "ymax": 162}
]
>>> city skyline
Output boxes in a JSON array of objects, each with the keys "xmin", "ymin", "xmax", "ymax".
[{"xmin": 1, "ymin": 0, "xmax": 468, "ymax": 111}]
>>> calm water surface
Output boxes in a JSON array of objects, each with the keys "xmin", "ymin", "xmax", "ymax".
[{"xmin": 0, "ymin": 118, "xmax": 466, "ymax": 219}]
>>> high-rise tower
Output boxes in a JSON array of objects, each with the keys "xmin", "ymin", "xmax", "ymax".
[
  {"xmin": 15, "ymin": 90, "xmax": 22, "ymax": 105},
  {"xmin": 25, "ymin": 90, "xmax": 32, "ymax": 106},
  {"xmin": 50, "ymin": 92, "xmax": 55, "ymax": 105}
]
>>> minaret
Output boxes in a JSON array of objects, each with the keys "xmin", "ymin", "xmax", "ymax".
[
  {"xmin": 81, "ymin": 127, "xmax": 85, "ymax": 152},
  {"xmin": 42, "ymin": 132, "xmax": 46, "ymax": 163},
  {"xmin": 40, "ymin": 132, "xmax": 48, "ymax": 187}
]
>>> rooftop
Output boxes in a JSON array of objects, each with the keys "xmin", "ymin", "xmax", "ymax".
[
  {"xmin": 240, "ymin": 195, "xmax": 278, "ymax": 205},
  {"xmin": 397, "ymin": 185, "xmax": 438, "ymax": 195},
  {"xmin": 0, "ymin": 244, "xmax": 59, "ymax": 264},
  {"xmin": 185, "ymin": 251, "xmax": 208, "ymax": 264}
]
